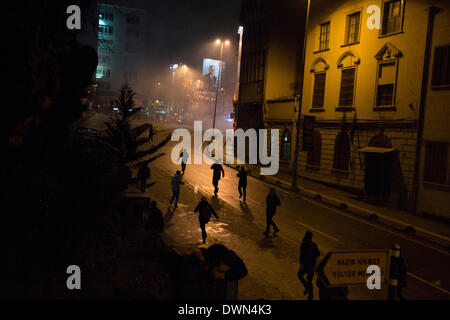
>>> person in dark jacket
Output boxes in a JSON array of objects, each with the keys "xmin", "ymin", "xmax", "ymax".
[
  {"xmin": 137, "ymin": 162, "xmax": 150, "ymax": 192},
  {"xmin": 178, "ymin": 244, "xmax": 248, "ymax": 300},
  {"xmin": 194, "ymin": 196, "xmax": 219, "ymax": 244},
  {"xmin": 236, "ymin": 166, "xmax": 248, "ymax": 203},
  {"xmin": 146, "ymin": 201, "xmax": 164, "ymax": 233},
  {"xmin": 170, "ymin": 170, "xmax": 184, "ymax": 208},
  {"xmin": 298, "ymin": 231, "xmax": 320, "ymax": 300},
  {"xmin": 263, "ymin": 188, "xmax": 281, "ymax": 236},
  {"xmin": 210, "ymin": 161, "xmax": 225, "ymax": 195},
  {"xmin": 178, "ymin": 149, "xmax": 189, "ymax": 174}
]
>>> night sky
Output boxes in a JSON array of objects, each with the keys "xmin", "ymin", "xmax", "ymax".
[{"xmin": 142, "ymin": 0, "xmax": 242, "ymax": 74}]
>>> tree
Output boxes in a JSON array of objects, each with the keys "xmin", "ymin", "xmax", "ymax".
[{"xmin": 104, "ymin": 83, "xmax": 171, "ymax": 190}]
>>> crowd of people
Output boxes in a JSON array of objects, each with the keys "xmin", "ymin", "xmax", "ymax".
[{"xmin": 137, "ymin": 152, "xmax": 407, "ymax": 301}]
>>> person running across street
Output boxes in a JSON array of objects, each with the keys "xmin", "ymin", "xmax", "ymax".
[
  {"xmin": 298, "ymin": 231, "xmax": 320, "ymax": 300},
  {"xmin": 210, "ymin": 161, "xmax": 224, "ymax": 196},
  {"xmin": 178, "ymin": 149, "xmax": 189, "ymax": 175},
  {"xmin": 236, "ymin": 166, "xmax": 248, "ymax": 203},
  {"xmin": 170, "ymin": 170, "xmax": 184, "ymax": 208},
  {"xmin": 194, "ymin": 196, "xmax": 219, "ymax": 244},
  {"xmin": 263, "ymin": 188, "xmax": 281, "ymax": 237}
]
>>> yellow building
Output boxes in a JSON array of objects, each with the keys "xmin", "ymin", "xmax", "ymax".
[
  {"xmin": 417, "ymin": 4, "xmax": 450, "ymax": 219},
  {"xmin": 297, "ymin": 0, "xmax": 449, "ymax": 211}
]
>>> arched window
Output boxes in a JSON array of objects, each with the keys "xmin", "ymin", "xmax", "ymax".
[
  {"xmin": 333, "ymin": 130, "xmax": 350, "ymax": 171},
  {"xmin": 307, "ymin": 129, "xmax": 322, "ymax": 167},
  {"xmin": 280, "ymin": 129, "xmax": 291, "ymax": 161},
  {"xmin": 310, "ymin": 58, "xmax": 329, "ymax": 109}
]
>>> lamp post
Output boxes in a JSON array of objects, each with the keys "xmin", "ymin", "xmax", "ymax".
[
  {"xmin": 213, "ymin": 39, "xmax": 230, "ymax": 129},
  {"xmin": 291, "ymin": 0, "xmax": 311, "ymax": 191}
]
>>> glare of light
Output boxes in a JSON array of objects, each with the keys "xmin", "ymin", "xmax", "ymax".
[
  {"xmin": 238, "ymin": 26, "xmax": 243, "ymax": 35},
  {"xmin": 224, "ymin": 40, "xmax": 231, "ymax": 46},
  {"xmin": 99, "ymin": 19, "xmax": 106, "ymax": 26},
  {"xmin": 226, "ymin": 118, "xmax": 233, "ymax": 122},
  {"xmin": 113, "ymin": 107, "xmax": 118, "ymax": 111},
  {"xmin": 156, "ymin": 100, "xmax": 159, "ymax": 104},
  {"xmin": 216, "ymin": 39, "xmax": 221, "ymax": 45},
  {"xmin": 285, "ymin": 136, "xmax": 288, "ymax": 142}
]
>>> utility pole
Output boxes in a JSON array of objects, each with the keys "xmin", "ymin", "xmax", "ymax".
[
  {"xmin": 213, "ymin": 42, "xmax": 224, "ymax": 129},
  {"xmin": 291, "ymin": 0, "xmax": 311, "ymax": 191}
]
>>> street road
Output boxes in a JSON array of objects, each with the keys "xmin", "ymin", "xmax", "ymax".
[{"xmin": 141, "ymin": 128, "xmax": 450, "ymax": 300}]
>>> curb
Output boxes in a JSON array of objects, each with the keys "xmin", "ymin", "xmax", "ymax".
[{"xmin": 224, "ymin": 163, "xmax": 450, "ymax": 250}]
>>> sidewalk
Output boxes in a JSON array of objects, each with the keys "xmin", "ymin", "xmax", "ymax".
[{"xmin": 224, "ymin": 162, "xmax": 450, "ymax": 249}]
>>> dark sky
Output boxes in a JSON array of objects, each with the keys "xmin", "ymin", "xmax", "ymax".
[{"xmin": 142, "ymin": 0, "xmax": 242, "ymax": 74}]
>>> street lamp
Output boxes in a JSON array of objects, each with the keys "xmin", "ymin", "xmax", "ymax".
[
  {"xmin": 291, "ymin": 0, "xmax": 311, "ymax": 191},
  {"xmin": 213, "ymin": 39, "xmax": 230, "ymax": 129}
]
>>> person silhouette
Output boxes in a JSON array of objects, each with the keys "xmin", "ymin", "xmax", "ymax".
[
  {"xmin": 263, "ymin": 188, "xmax": 280, "ymax": 236},
  {"xmin": 298, "ymin": 231, "xmax": 320, "ymax": 300},
  {"xmin": 236, "ymin": 166, "xmax": 248, "ymax": 203},
  {"xmin": 170, "ymin": 170, "xmax": 184, "ymax": 208},
  {"xmin": 210, "ymin": 161, "xmax": 224, "ymax": 196},
  {"xmin": 194, "ymin": 196, "xmax": 219, "ymax": 244},
  {"xmin": 178, "ymin": 149, "xmax": 189, "ymax": 174}
]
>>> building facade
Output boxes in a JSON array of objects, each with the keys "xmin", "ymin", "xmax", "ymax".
[
  {"xmin": 235, "ymin": 0, "xmax": 269, "ymax": 131},
  {"xmin": 295, "ymin": 0, "xmax": 448, "ymax": 212},
  {"xmin": 417, "ymin": 2, "xmax": 450, "ymax": 219},
  {"xmin": 96, "ymin": 2, "xmax": 147, "ymax": 111}
]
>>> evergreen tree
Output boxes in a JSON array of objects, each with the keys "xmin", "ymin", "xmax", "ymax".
[{"xmin": 104, "ymin": 83, "xmax": 170, "ymax": 188}]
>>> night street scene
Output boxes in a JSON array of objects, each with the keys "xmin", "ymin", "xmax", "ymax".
[{"xmin": 3, "ymin": 0, "xmax": 450, "ymax": 312}]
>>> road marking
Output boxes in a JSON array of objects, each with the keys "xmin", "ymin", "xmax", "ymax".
[
  {"xmin": 295, "ymin": 221, "xmax": 339, "ymax": 242},
  {"xmin": 407, "ymin": 272, "xmax": 450, "ymax": 295},
  {"xmin": 300, "ymin": 196, "xmax": 450, "ymax": 257}
]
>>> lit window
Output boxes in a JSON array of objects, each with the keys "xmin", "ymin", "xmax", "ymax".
[
  {"xmin": 312, "ymin": 73, "xmax": 326, "ymax": 108},
  {"xmin": 376, "ymin": 62, "xmax": 396, "ymax": 106},
  {"xmin": 345, "ymin": 12, "xmax": 360, "ymax": 44},
  {"xmin": 381, "ymin": 0, "xmax": 404, "ymax": 35},
  {"xmin": 339, "ymin": 68, "xmax": 355, "ymax": 107},
  {"xmin": 319, "ymin": 22, "xmax": 330, "ymax": 51}
]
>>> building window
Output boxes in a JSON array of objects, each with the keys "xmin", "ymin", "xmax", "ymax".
[
  {"xmin": 96, "ymin": 66, "xmax": 111, "ymax": 79},
  {"xmin": 424, "ymin": 141, "xmax": 449, "ymax": 185},
  {"xmin": 312, "ymin": 73, "xmax": 326, "ymax": 108},
  {"xmin": 345, "ymin": 12, "xmax": 360, "ymax": 44},
  {"xmin": 98, "ymin": 25, "xmax": 113, "ymax": 35},
  {"xmin": 307, "ymin": 130, "xmax": 321, "ymax": 168},
  {"xmin": 333, "ymin": 130, "xmax": 350, "ymax": 171},
  {"xmin": 376, "ymin": 62, "xmax": 396, "ymax": 106},
  {"xmin": 319, "ymin": 22, "xmax": 330, "ymax": 51},
  {"xmin": 432, "ymin": 45, "xmax": 450, "ymax": 87},
  {"xmin": 99, "ymin": 55, "xmax": 111, "ymax": 64},
  {"xmin": 280, "ymin": 130, "xmax": 291, "ymax": 161},
  {"xmin": 381, "ymin": 0, "xmax": 404, "ymax": 36},
  {"xmin": 99, "ymin": 12, "xmax": 113, "ymax": 21},
  {"xmin": 126, "ymin": 14, "xmax": 140, "ymax": 25},
  {"xmin": 339, "ymin": 68, "xmax": 356, "ymax": 106}
]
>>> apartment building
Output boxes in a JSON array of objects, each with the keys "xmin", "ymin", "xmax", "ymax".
[{"xmin": 96, "ymin": 2, "xmax": 147, "ymax": 110}]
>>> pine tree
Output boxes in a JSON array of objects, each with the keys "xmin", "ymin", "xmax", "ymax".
[{"xmin": 104, "ymin": 83, "xmax": 170, "ymax": 187}]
